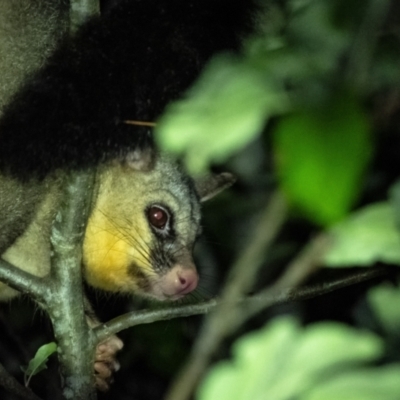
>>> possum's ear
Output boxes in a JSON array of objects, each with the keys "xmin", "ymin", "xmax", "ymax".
[
  {"xmin": 194, "ymin": 172, "xmax": 236, "ymax": 202},
  {"xmin": 121, "ymin": 148, "xmax": 155, "ymax": 171}
]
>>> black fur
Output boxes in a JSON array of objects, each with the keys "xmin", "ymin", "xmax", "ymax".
[{"xmin": 0, "ymin": 0, "xmax": 258, "ymax": 179}]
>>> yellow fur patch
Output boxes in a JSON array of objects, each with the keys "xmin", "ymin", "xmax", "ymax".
[{"xmin": 83, "ymin": 211, "xmax": 152, "ymax": 292}]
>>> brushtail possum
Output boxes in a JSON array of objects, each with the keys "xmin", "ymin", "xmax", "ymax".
[
  {"xmin": 0, "ymin": 0, "xmax": 256, "ymax": 391},
  {"xmin": 0, "ymin": 154, "xmax": 234, "ymax": 301},
  {"xmin": 0, "ymin": 0, "xmax": 258, "ymax": 298},
  {"xmin": 0, "ymin": 0, "xmax": 257, "ymax": 178}
]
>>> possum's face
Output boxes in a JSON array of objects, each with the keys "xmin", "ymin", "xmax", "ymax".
[{"xmin": 82, "ymin": 154, "xmax": 234, "ymax": 301}]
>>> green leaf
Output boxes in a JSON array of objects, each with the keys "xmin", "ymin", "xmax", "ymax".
[
  {"xmin": 198, "ymin": 317, "xmax": 382, "ymax": 400},
  {"xmin": 325, "ymin": 202, "xmax": 400, "ymax": 267},
  {"xmin": 389, "ymin": 179, "xmax": 400, "ymax": 232},
  {"xmin": 21, "ymin": 342, "xmax": 57, "ymax": 386},
  {"xmin": 156, "ymin": 55, "xmax": 288, "ymax": 174},
  {"xmin": 368, "ymin": 284, "xmax": 400, "ymax": 336},
  {"xmin": 302, "ymin": 366, "xmax": 400, "ymax": 400},
  {"xmin": 274, "ymin": 94, "xmax": 371, "ymax": 226}
]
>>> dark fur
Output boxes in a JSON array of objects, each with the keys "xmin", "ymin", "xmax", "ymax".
[{"xmin": 0, "ymin": 0, "xmax": 258, "ymax": 179}]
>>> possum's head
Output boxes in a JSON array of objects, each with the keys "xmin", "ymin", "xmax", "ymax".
[{"xmin": 82, "ymin": 151, "xmax": 234, "ymax": 301}]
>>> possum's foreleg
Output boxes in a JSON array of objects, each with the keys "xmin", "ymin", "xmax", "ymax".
[{"xmin": 83, "ymin": 298, "xmax": 123, "ymax": 390}]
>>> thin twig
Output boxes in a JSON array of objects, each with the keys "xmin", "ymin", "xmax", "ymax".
[
  {"xmin": 244, "ymin": 232, "xmax": 331, "ymax": 319},
  {"xmin": 246, "ymin": 265, "xmax": 392, "ymax": 311},
  {"xmin": 94, "ymin": 300, "xmax": 217, "ymax": 344},
  {"xmin": 222, "ymin": 191, "xmax": 288, "ymax": 301},
  {"xmin": 0, "ymin": 259, "xmax": 49, "ymax": 303},
  {"xmin": 94, "ymin": 265, "xmax": 391, "ymax": 342},
  {"xmin": 124, "ymin": 120, "xmax": 157, "ymax": 127}
]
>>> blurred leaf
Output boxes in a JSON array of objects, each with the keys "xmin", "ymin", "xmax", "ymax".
[
  {"xmin": 389, "ymin": 179, "xmax": 400, "ymax": 232},
  {"xmin": 156, "ymin": 55, "xmax": 288, "ymax": 174},
  {"xmin": 287, "ymin": 0, "xmax": 348, "ymax": 75},
  {"xmin": 274, "ymin": 94, "xmax": 371, "ymax": 226},
  {"xmin": 247, "ymin": 1, "xmax": 348, "ymax": 86},
  {"xmin": 325, "ymin": 202, "xmax": 400, "ymax": 267},
  {"xmin": 368, "ymin": 284, "xmax": 400, "ymax": 336},
  {"xmin": 302, "ymin": 366, "xmax": 400, "ymax": 400},
  {"xmin": 21, "ymin": 342, "xmax": 57, "ymax": 386},
  {"xmin": 198, "ymin": 317, "xmax": 382, "ymax": 400}
]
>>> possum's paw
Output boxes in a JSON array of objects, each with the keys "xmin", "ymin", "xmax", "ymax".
[{"xmin": 94, "ymin": 335, "xmax": 123, "ymax": 391}]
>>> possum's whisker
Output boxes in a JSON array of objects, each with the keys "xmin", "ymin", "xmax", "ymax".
[{"xmin": 99, "ymin": 209, "xmax": 152, "ymax": 264}]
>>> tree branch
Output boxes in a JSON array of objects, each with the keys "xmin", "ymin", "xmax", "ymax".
[
  {"xmin": 95, "ymin": 265, "xmax": 391, "ymax": 340},
  {"xmin": 94, "ymin": 300, "xmax": 217, "ymax": 343},
  {"xmin": 245, "ymin": 232, "xmax": 331, "ymax": 319},
  {"xmin": 45, "ymin": 170, "xmax": 96, "ymax": 400},
  {"xmin": 0, "ymin": 259, "xmax": 48, "ymax": 303}
]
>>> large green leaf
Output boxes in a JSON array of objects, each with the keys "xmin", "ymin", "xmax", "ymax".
[
  {"xmin": 303, "ymin": 366, "xmax": 400, "ymax": 400},
  {"xmin": 325, "ymin": 202, "xmax": 400, "ymax": 267},
  {"xmin": 274, "ymin": 94, "xmax": 371, "ymax": 226},
  {"xmin": 198, "ymin": 317, "xmax": 382, "ymax": 400},
  {"xmin": 156, "ymin": 55, "xmax": 287, "ymax": 174}
]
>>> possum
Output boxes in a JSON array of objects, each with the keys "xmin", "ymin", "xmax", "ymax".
[
  {"xmin": 0, "ymin": 0, "xmax": 256, "ymax": 298},
  {"xmin": 0, "ymin": 0, "xmax": 258, "ymax": 297},
  {"xmin": 0, "ymin": 149, "xmax": 234, "ymax": 392},
  {"xmin": 0, "ymin": 154, "xmax": 234, "ymax": 301},
  {"xmin": 0, "ymin": 0, "xmax": 256, "ymax": 391}
]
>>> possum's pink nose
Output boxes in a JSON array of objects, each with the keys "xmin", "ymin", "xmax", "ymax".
[
  {"xmin": 176, "ymin": 267, "xmax": 198, "ymax": 295},
  {"xmin": 161, "ymin": 265, "xmax": 199, "ymax": 300}
]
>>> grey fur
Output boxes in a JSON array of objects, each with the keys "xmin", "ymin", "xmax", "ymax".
[
  {"xmin": 0, "ymin": 175, "xmax": 63, "ymax": 299},
  {"xmin": 0, "ymin": 0, "xmax": 68, "ymax": 299},
  {"xmin": 0, "ymin": 0, "xmax": 68, "ymax": 115}
]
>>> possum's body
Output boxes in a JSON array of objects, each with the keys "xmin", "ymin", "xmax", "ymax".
[
  {"xmin": 0, "ymin": 173, "xmax": 62, "ymax": 300},
  {"xmin": 0, "ymin": 0, "xmax": 68, "ymax": 116}
]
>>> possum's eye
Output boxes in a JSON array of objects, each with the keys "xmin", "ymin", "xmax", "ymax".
[{"xmin": 147, "ymin": 205, "xmax": 169, "ymax": 230}]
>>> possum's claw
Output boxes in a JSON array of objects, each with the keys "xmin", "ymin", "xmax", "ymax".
[{"xmin": 94, "ymin": 335, "xmax": 123, "ymax": 391}]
